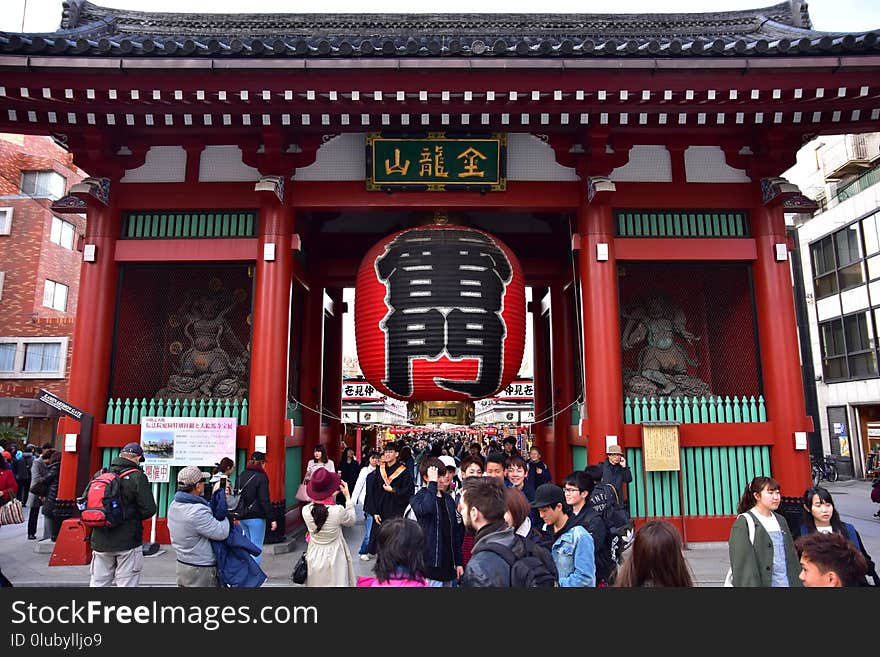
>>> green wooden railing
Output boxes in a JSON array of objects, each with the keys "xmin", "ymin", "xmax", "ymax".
[
  {"xmin": 615, "ymin": 211, "xmax": 750, "ymax": 238},
  {"xmin": 100, "ymin": 447, "xmax": 248, "ymax": 518},
  {"xmin": 121, "ymin": 211, "xmax": 257, "ymax": 239},
  {"xmin": 105, "ymin": 397, "xmax": 248, "ymax": 425},
  {"xmin": 624, "ymin": 395, "xmax": 765, "ymax": 424},
  {"xmin": 626, "ymin": 445, "xmax": 771, "ymax": 518}
]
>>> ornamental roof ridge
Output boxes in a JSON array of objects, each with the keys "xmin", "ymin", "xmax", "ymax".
[
  {"xmin": 6, "ymin": 0, "xmax": 873, "ymax": 59},
  {"xmin": 64, "ymin": 1, "xmax": 806, "ymax": 36}
]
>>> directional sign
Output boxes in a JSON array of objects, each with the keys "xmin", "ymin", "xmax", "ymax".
[{"xmin": 36, "ymin": 389, "xmax": 85, "ymax": 421}]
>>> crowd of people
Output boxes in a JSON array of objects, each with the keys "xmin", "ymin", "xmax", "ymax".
[{"xmin": 1, "ymin": 434, "xmax": 877, "ymax": 589}]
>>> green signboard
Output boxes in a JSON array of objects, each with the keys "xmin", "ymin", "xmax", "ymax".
[{"xmin": 366, "ymin": 133, "xmax": 506, "ymax": 191}]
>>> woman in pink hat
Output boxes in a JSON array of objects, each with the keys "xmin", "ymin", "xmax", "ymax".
[{"xmin": 300, "ymin": 467, "xmax": 356, "ymax": 587}]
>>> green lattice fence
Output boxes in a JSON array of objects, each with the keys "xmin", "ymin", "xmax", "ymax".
[
  {"xmin": 625, "ymin": 445, "xmax": 771, "ymax": 518},
  {"xmin": 121, "ymin": 211, "xmax": 257, "ymax": 239},
  {"xmin": 625, "ymin": 396, "xmax": 765, "ymax": 424},
  {"xmin": 105, "ymin": 397, "xmax": 248, "ymax": 425},
  {"xmin": 615, "ymin": 210, "xmax": 750, "ymax": 238}
]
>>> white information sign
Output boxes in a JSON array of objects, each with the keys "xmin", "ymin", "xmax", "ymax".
[{"xmin": 140, "ymin": 416, "xmax": 237, "ymax": 467}]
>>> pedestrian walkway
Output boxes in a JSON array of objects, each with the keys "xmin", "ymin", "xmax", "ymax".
[{"xmin": 2, "ymin": 479, "xmax": 877, "ymax": 587}]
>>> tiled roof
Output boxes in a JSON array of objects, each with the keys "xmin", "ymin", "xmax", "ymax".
[{"xmin": 2, "ymin": 0, "xmax": 878, "ymax": 59}]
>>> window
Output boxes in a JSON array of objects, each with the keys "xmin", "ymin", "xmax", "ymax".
[
  {"xmin": 810, "ymin": 236, "xmax": 838, "ymax": 298},
  {"xmin": 810, "ymin": 222, "xmax": 870, "ymax": 299},
  {"xmin": 820, "ymin": 312, "xmax": 879, "ymax": 381},
  {"xmin": 820, "ymin": 318, "xmax": 847, "ymax": 380},
  {"xmin": 20, "ymin": 170, "xmax": 65, "ymax": 200},
  {"xmin": 42, "ymin": 279, "xmax": 68, "ymax": 312},
  {"xmin": 0, "ymin": 337, "xmax": 68, "ymax": 379},
  {"xmin": 0, "ymin": 207, "xmax": 11, "ymax": 235},
  {"xmin": 50, "ymin": 217, "xmax": 76, "ymax": 250},
  {"xmin": 23, "ymin": 342, "xmax": 62, "ymax": 373},
  {"xmin": 0, "ymin": 343, "xmax": 14, "ymax": 371}
]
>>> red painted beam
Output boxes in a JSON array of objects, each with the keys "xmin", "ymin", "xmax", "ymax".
[
  {"xmin": 620, "ymin": 422, "xmax": 777, "ymax": 447},
  {"xmin": 116, "ymin": 182, "xmax": 257, "ymax": 209},
  {"xmin": 289, "ymin": 181, "xmax": 581, "ymax": 210},
  {"xmin": 611, "ymin": 183, "xmax": 757, "ymax": 207},
  {"xmin": 114, "ymin": 238, "xmax": 258, "ymax": 261},
  {"xmin": 614, "ymin": 238, "xmax": 757, "ymax": 261}
]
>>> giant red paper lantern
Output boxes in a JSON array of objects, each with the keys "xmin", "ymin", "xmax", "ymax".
[{"xmin": 355, "ymin": 224, "xmax": 526, "ymax": 402}]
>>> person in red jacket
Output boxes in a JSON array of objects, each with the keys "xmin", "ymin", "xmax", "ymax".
[
  {"xmin": 0, "ymin": 453, "xmax": 18, "ymax": 505},
  {"xmin": 0, "ymin": 454, "xmax": 19, "ymax": 587}
]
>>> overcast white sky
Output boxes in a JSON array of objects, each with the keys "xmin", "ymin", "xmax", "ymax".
[{"xmin": 2, "ymin": 0, "xmax": 880, "ymax": 32}]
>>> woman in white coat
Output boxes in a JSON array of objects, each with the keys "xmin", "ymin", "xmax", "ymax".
[{"xmin": 301, "ymin": 467, "xmax": 356, "ymax": 587}]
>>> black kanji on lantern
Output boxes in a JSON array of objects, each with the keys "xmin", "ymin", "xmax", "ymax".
[{"xmin": 375, "ymin": 228, "xmax": 513, "ymax": 398}]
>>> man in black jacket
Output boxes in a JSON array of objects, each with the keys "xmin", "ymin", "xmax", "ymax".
[
  {"xmin": 596, "ymin": 444, "xmax": 632, "ymax": 505},
  {"xmin": 459, "ymin": 476, "xmax": 524, "ymax": 587},
  {"xmin": 366, "ymin": 441, "xmax": 414, "ymax": 551},
  {"xmin": 236, "ymin": 451, "xmax": 277, "ymax": 566},
  {"xmin": 409, "ymin": 457, "xmax": 463, "ymax": 586}
]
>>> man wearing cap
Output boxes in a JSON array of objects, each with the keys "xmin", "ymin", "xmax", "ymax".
[
  {"xmin": 87, "ymin": 442, "xmax": 157, "ymax": 587},
  {"xmin": 365, "ymin": 441, "xmax": 414, "ymax": 552},
  {"xmin": 596, "ymin": 444, "xmax": 632, "ymax": 506},
  {"xmin": 533, "ymin": 483, "xmax": 596, "ymax": 587},
  {"xmin": 167, "ymin": 466, "xmax": 230, "ymax": 587},
  {"xmin": 235, "ymin": 451, "xmax": 277, "ymax": 565}
]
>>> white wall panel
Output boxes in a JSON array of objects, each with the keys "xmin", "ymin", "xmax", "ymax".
[
  {"xmin": 684, "ymin": 146, "xmax": 750, "ymax": 182},
  {"xmin": 121, "ymin": 146, "xmax": 186, "ymax": 183},
  {"xmin": 610, "ymin": 145, "xmax": 672, "ymax": 182},
  {"xmin": 840, "ymin": 285, "xmax": 870, "ymax": 314},
  {"xmin": 198, "ymin": 145, "xmax": 260, "ymax": 182},
  {"xmin": 816, "ymin": 294, "xmax": 841, "ymax": 322}
]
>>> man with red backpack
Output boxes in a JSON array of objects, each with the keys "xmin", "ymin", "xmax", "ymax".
[{"xmin": 83, "ymin": 442, "xmax": 156, "ymax": 587}]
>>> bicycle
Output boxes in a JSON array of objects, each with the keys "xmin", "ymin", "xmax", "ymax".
[{"xmin": 811, "ymin": 454, "xmax": 839, "ymax": 486}]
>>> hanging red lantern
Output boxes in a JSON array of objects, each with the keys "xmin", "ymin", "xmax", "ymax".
[{"xmin": 355, "ymin": 224, "xmax": 526, "ymax": 402}]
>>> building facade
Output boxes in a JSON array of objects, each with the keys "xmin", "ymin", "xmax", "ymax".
[
  {"xmin": 0, "ymin": 134, "xmax": 86, "ymax": 445},
  {"xmin": 2, "ymin": 1, "xmax": 877, "ymax": 545},
  {"xmin": 787, "ymin": 133, "xmax": 880, "ymax": 479}
]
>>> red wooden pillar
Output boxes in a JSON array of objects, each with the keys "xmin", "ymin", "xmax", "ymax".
[
  {"xmin": 57, "ymin": 178, "xmax": 118, "ymax": 503},
  {"xmin": 300, "ymin": 283, "xmax": 325, "ymax": 469},
  {"xmin": 323, "ymin": 288, "xmax": 345, "ymax": 465},
  {"xmin": 530, "ymin": 287, "xmax": 554, "ymax": 477},
  {"xmin": 550, "ymin": 282, "xmax": 575, "ymax": 478},
  {"xmin": 752, "ymin": 178, "xmax": 812, "ymax": 494},
  {"xmin": 578, "ymin": 178, "xmax": 624, "ymax": 467},
  {"xmin": 250, "ymin": 177, "xmax": 293, "ymax": 523}
]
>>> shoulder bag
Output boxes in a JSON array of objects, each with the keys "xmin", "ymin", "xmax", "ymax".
[
  {"xmin": 0, "ymin": 497, "xmax": 25, "ymax": 526},
  {"xmin": 291, "ymin": 552, "xmax": 308, "ymax": 584}
]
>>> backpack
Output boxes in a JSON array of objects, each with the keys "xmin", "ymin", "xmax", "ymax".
[
  {"xmin": 77, "ymin": 467, "xmax": 138, "ymax": 528},
  {"xmin": 596, "ymin": 483, "xmax": 634, "ymax": 538},
  {"xmin": 472, "ymin": 534, "xmax": 558, "ymax": 588}
]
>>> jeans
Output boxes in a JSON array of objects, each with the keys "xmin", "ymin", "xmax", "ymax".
[
  {"xmin": 240, "ymin": 518, "xmax": 267, "ymax": 565},
  {"xmin": 359, "ymin": 514, "xmax": 374, "ymax": 555}
]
